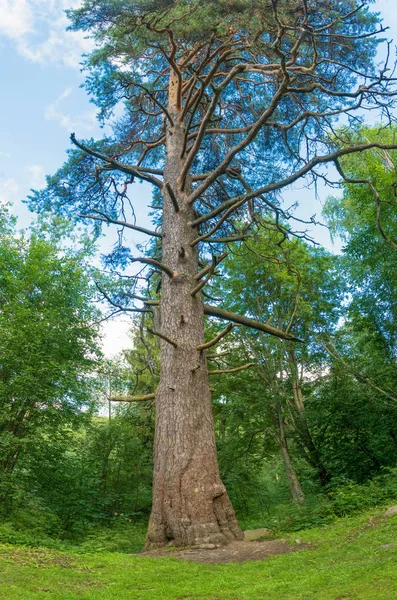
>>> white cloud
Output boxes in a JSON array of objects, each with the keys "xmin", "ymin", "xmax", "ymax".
[
  {"xmin": 0, "ymin": 0, "xmax": 33, "ymax": 38},
  {"xmin": 44, "ymin": 87, "xmax": 97, "ymax": 133},
  {"xmin": 0, "ymin": 177, "xmax": 20, "ymax": 204},
  {"xmin": 0, "ymin": 0, "xmax": 93, "ymax": 68}
]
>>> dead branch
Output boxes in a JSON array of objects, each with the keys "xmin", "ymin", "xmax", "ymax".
[
  {"xmin": 110, "ymin": 394, "xmax": 155, "ymax": 402},
  {"xmin": 194, "ymin": 252, "xmax": 228, "ymax": 280},
  {"xmin": 70, "ymin": 133, "xmax": 163, "ymax": 188},
  {"xmin": 203, "ymin": 304, "xmax": 303, "ymax": 342},
  {"xmin": 191, "ymin": 142, "xmax": 397, "ymax": 228},
  {"xmin": 147, "ymin": 327, "xmax": 178, "ymax": 348},
  {"xmin": 130, "ymin": 257, "xmax": 175, "ymax": 278},
  {"xmin": 207, "ymin": 351, "xmax": 231, "ymax": 359},
  {"xmin": 79, "ymin": 211, "xmax": 162, "ymax": 238},
  {"xmin": 208, "ymin": 363, "xmax": 254, "ymax": 375},
  {"xmin": 165, "ymin": 183, "xmax": 180, "ymax": 213},
  {"xmin": 196, "ymin": 323, "xmax": 234, "ymax": 351}
]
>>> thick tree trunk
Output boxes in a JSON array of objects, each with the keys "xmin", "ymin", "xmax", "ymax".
[
  {"xmin": 277, "ymin": 403, "xmax": 305, "ymax": 504},
  {"xmin": 145, "ymin": 83, "xmax": 243, "ymax": 549}
]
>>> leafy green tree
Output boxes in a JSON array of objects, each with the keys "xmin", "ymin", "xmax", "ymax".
[
  {"xmin": 315, "ymin": 125, "xmax": 397, "ymax": 482},
  {"xmin": 325, "ymin": 125, "xmax": 397, "ymax": 353},
  {"xmin": 29, "ymin": 0, "xmax": 397, "ymax": 547},
  {"xmin": 306, "ymin": 345, "xmax": 397, "ymax": 484},
  {"xmin": 211, "ymin": 231, "xmax": 342, "ymax": 497},
  {"xmin": 0, "ymin": 225, "xmax": 101, "ymax": 511}
]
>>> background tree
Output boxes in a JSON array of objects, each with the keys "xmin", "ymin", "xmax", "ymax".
[
  {"xmin": 315, "ymin": 124, "xmax": 397, "ymax": 482},
  {"xmin": 30, "ymin": 0, "xmax": 397, "ymax": 548},
  {"xmin": 211, "ymin": 230, "xmax": 342, "ymax": 498},
  {"xmin": 0, "ymin": 222, "xmax": 101, "ymax": 511}
]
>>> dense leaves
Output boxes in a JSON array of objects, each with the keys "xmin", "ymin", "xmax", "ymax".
[{"xmin": 0, "ymin": 219, "xmax": 101, "ymax": 511}]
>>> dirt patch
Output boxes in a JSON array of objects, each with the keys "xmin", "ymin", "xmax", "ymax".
[{"xmin": 143, "ymin": 538, "xmax": 311, "ymax": 564}]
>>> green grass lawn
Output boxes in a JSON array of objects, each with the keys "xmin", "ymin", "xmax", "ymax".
[{"xmin": 1, "ymin": 508, "xmax": 396, "ymax": 599}]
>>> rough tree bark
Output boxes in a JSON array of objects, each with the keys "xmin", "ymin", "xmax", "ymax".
[{"xmin": 145, "ymin": 77, "xmax": 243, "ymax": 549}]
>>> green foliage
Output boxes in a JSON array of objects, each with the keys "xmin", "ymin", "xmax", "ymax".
[
  {"xmin": 0, "ymin": 515, "xmax": 147, "ymax": 554},
  {"xmin": 324, "ymin": 125, "xmax": 397, "ymax": 350},
  {"xmin": 0, "ymin": 222, "xmax": 102, "ymax": 512},
  {"xmin": 328, "ymin": 469, "xmax": 397, "ymax": 517},
  {"xmin": 1, "ymin": 412, "xmax": 153, "ymax": 539}
]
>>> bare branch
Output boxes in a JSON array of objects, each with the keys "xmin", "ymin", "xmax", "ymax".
[
  {"xmin": 192, "ymin": 142, "xmax": 397, "ymax": 227},
  {"xmin": 207, "ymin": 351, "xmax": 231, "ymax": 359},
  {"xmin": 191, "ymin": 198, "xmax": 246, "ymax": 247},
  {"xmin": 202, "ymin": 235, "xmax": 249, "ymax": 244},
  {"xmin": 79, "ymin": 211, "xmax": 162, "ymax": 238},
  {"xmin": 147, "ymin": 326, "xmax": 178, "ymax": 348},
  {"xmin": 209, "ymin": 363, "xmax": 254, "ymax": 375},
  {"xmin": 143, "ymin": 298, "xmax": 303, "ymax": 341},
  {"xmin": 70, "ymin": 133, "xmax": 163, "ymax": 188},
  {"xmin": 109, "ymin": 394, "xmax": 156, "ymax": 402},
  {"xmin": 133, "ymin": 81, "xmax": 174, "ymax": 125},
  {"xmin": 196, "ymin": 323, "xmax": 234, "ymax": 351},
  {"xmin": 110, "ymin": 394, "xmax": 156, "ymax": 402},
  {"xmin": 131, "ymin": 257, "xmax": 175, "ymax": 278},
  {"xmin": 96, "ymin": 283, "xmax": 152, "ymax": 314},
  {"xmin": 187, "ymin": 76, "xmax": 290, "ymax": 204},
  {"xmin": 165, "ymin": 182, "xmax": 180, "ymax": 213},
  {"xmin": 194, "ymin": 252, "xmax": 228, "ymax": 280},
  {"xmin": 203, "ymin": 304, "xmax": 302, "ymax": 342},
  {"xmin": 191, "ymin": 253, "xmax": 228, "ymax": 297}
]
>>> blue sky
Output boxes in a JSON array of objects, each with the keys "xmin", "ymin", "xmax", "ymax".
[{"xmin": 1, "ymin": 0, "xmax": 396, "ymax": 353}]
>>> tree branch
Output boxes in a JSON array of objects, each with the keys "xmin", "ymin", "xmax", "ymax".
[
  {"xmin": 191, "ymin": 253, "xmax": 227, "ymax": 297},
  {"xmin": 79, "ymin": 210, "xmax": 162, "ymax": 238},
  {"xmin": 187, "ymin": 76, "xmax": 290, "ymax": 204},
  {"xmin": 96, "ymin": 283, "xmax": 152, "ymax": 314},
  {"xmin": 110, "ymin": 394, "xmax": 155, "ymax": 402},
  {"xmin": 196, "ymin": 323, "xmax": 234, "ymax": 351},
  {"xmin": 142, "ymin": 299, "xmax": 302, "ymax": 341},
  {"xmin": 203, "ymin": 304, "xmax": 302, "ymax": 342},
  {"xmin": 207, "ymin": 351, "xmax": 231, "ymax": 359},
  {"xmin": 202, "ymin": 235, "xmax": 249, "ymax": 244},
  {"xmin": 209, "ymin": 363, "xmax": 254, "ymax": 375},
  {"xmin": 194, "ymin": 252, "xmax": 228, "ymax": 281},
  {"xmin": 70, "ymin": 133, "xmax": 163, "ymax": 188},
  {"xmin": 191, "ymin": 142, "xmax": 397, "ymax": 228},
  {"xmin": 165, "ymin": 183, "xmax": 180, "ymax": 213},
  {"xmin": 147, "ymin": 327, "xmax": 178, "ymax": 348},
  {"xmin": 130, "ymin": 257, "xmax": 175, "ymax": 278}
]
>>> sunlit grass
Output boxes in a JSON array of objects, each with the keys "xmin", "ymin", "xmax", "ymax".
[{"xmin": 1, "ymin": 507, "xmax": 397, "ymax": 599}]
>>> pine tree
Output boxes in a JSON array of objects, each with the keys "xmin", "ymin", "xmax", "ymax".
[{"xmin": 31, "ymin": 0, "xmax": 397, "ymax": 548}]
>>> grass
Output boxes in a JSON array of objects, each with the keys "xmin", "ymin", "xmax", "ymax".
[{"xmin": 0, "ymin": 508, "xmax": 396, "ymax": 599}]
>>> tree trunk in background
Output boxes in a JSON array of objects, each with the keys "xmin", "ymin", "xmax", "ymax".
[
  {"xmin": 290, "ymin": 380, "xmax": 331, "ymax": 487},
  {"xmin": 145, "ymin": 81, "xmax": 243, "ymax": 549},
  {"xmin": 288, "ymin": 350, "xmax": 331, "ymax": 487},
  {"xmin": 277, "ymin": 402, "xmax": 305, "ymax": 504}
]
